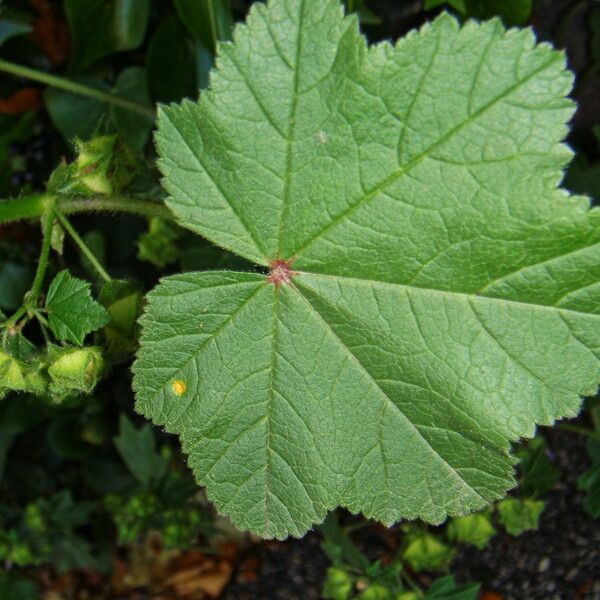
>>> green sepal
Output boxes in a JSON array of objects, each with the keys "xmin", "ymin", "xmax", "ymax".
[
  {"xmin": 47, "ymin": 344, "xmax": 105, "ymax": 397},
  {"xmin": 0, "ymin": 350, "xmax": 47, "ymax": 397},
  {"xmin": 48, "ymin": 135, "xmax": 137, "ymax": 197}
]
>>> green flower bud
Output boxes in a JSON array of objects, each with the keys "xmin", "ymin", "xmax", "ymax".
[
  {"xmin": 74, "ymin": 136, "xmax": 118, "ymax": 195},
  {"xmin": 0, "ymin": 350, "xmax": 26, "ymax": 390},
  {"xmin": 0, "ymin": 350, "xmax": 47, "ymax": 396},
  {"xmin": 48, "ymin": 346, "xmax": 104, "ymax": 395}
]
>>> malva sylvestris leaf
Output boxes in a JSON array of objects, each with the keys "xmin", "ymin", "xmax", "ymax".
[{"xmin": 133, "ymin": 0, "xmax": 600, "ymax": 539}]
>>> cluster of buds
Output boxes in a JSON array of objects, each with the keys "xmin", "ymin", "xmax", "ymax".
[
  {"xmin": 0, "ymin": 345, "xmax": 104, "ymax": 402},
  {"xmin": 0, "ymin": 349, "xmax": 46, "ymax": 399}
]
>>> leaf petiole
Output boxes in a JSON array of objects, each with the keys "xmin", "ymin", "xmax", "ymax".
[
  {"xmin": 0, "ymin": 194, "xmax": 174, "ymax": 226},
  {"xmin": 1, "ymin": 197, "xmax": 57, "ymax": 339},
  {"xmin": 55, "ymin": 210, "xmax": 112, "ymax": 283}
]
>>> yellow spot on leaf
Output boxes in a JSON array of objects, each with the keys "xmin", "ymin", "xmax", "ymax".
[{"xmin": 172, "ymin": 379, "xmax": 187, "ymax": 396}]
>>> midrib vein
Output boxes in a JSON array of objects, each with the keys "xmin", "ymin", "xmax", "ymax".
[
  {"xmin": 276, "ymin": 0, "xmax": 306, "ymax": 256},
  {"xmin": 287, "ymin": 53, "xmax": 562, "ymax": 260}
]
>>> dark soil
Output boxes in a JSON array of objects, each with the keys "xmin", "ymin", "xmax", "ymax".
[
  {"xmin": 222, "ymin": 428, "xmax": 600, "ymax": 600},
  {"xmin": 222, "ymin": 535, "xmax": 327, "ymax": 600},
  {"xmin": 451, "ymin": 427, "xmax": 600, "ymax": 600}
]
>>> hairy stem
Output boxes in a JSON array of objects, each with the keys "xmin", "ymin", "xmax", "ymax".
[
  {"xmin": 2, "ymin": 198, "xmax": 57, "ymax": 334},
  {"xmin": 55, "ymin": 210, "xmax": 112, "ymax": 282},
  {"xmin": 27, "ymin": 206, "xmax": 56, "ymax": 309},
  {"xmin": 0, "ymin": 59, "xmax": 155, "ymax": 118},
  {"xmin": 0, "ymin": 194, "xmax": 174, "ymax": 225}
]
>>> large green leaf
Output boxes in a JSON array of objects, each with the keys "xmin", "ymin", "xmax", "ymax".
[{"xmin": 134, "ymin": 0, "xmax": 600, "ymax": 538}]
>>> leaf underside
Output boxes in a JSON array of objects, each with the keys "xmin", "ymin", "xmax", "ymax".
[{"xmin": 133, "ymin": 0, "xmax": 600, "ymax": 539}]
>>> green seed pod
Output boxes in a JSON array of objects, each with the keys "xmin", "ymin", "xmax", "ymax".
[{"xmin": 47, "ymin": 345, "xmax": 104, "ymax": 396}]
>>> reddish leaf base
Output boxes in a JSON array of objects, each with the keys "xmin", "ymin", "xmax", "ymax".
[{"xmin": 267, "ymin": 259, "xmax": 296, "ymax": 287}]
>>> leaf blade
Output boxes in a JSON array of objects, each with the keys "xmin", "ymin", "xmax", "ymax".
[{"xmin": 46, "ymin": 270, "xmax": 109, "ymax": 345}]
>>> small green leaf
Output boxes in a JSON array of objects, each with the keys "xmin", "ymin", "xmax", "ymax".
[
  {"xmin": 446, "ymin": 511, "xmax": 496, "ymax": 549},
  {"xmin": 515, "ymin": 436, "xmax": 559, "ymax": 496},
  {"xmin": 44, "ymin": 76, "xmax": 110, "ymax": 143},
  {"xmin": 174, "ymin": 0, "xmax": 233, "ymax": 52},
  {"xmin": 137, "ymin": 217, "xmax": 180, "ymax": 268},
  {"xmin": 425, "ymin": 576, "xmax": 480, "ymax": 600},
  {"xmin": 114, "ymin": 414, "xmax": 167, "ymax": 486},
  {"xmin": 46, "ymin": 270, "xmax": 109, "ymax": 345},
  {"xmin": 579, "ymin": 462, "xmax": 600, "ymax": 519},
  {"xmin": 323, "ymin": 567, "xmax": 353, "ymax": 600},
  {"xmin": 497, "ymin": 498, "xmax": 545, "ymax": 536},
  {"xmin": 97, "ymin": 279, "xmax": 142, "ymax": 362},
  {"xmin": 146, "ymin": 15, "xmax": 202, "ymax": 103},
  {"xmin": 402, "ymin": 533, "xmax": 454, "ymax": 572},
  {"xmin": 64, "ymin": 0, "xmax": 150, "ymax": 72},
  {"xmin": 111, "ymin": 67, "xmax": 154, "ymax": 152},
  {"xmin": 0, "ymin": 17, "xmax": 32, "ymax": 49}
]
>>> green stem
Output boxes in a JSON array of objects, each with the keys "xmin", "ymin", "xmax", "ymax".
[
  {"xmin": 55, "ymin": 210, "xmax": 112, "ymax": 282},
  {"xmin": 2, "ymin": 198, "xmax": 56, "ymax": 334},
  {"xmin": 0, "ymin": 59, "xmax": 155, "ymax": 119},
  {"xmin": 34, "ymin": 311, "xmax": 51, "ymax": 344},
  {"xmin": 27, "ymin": 202, "xmax": 56, "ymax": 309},
  {"xmin": 0, "ymin": 193, "xmax": 174, "ymax": 226}
]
